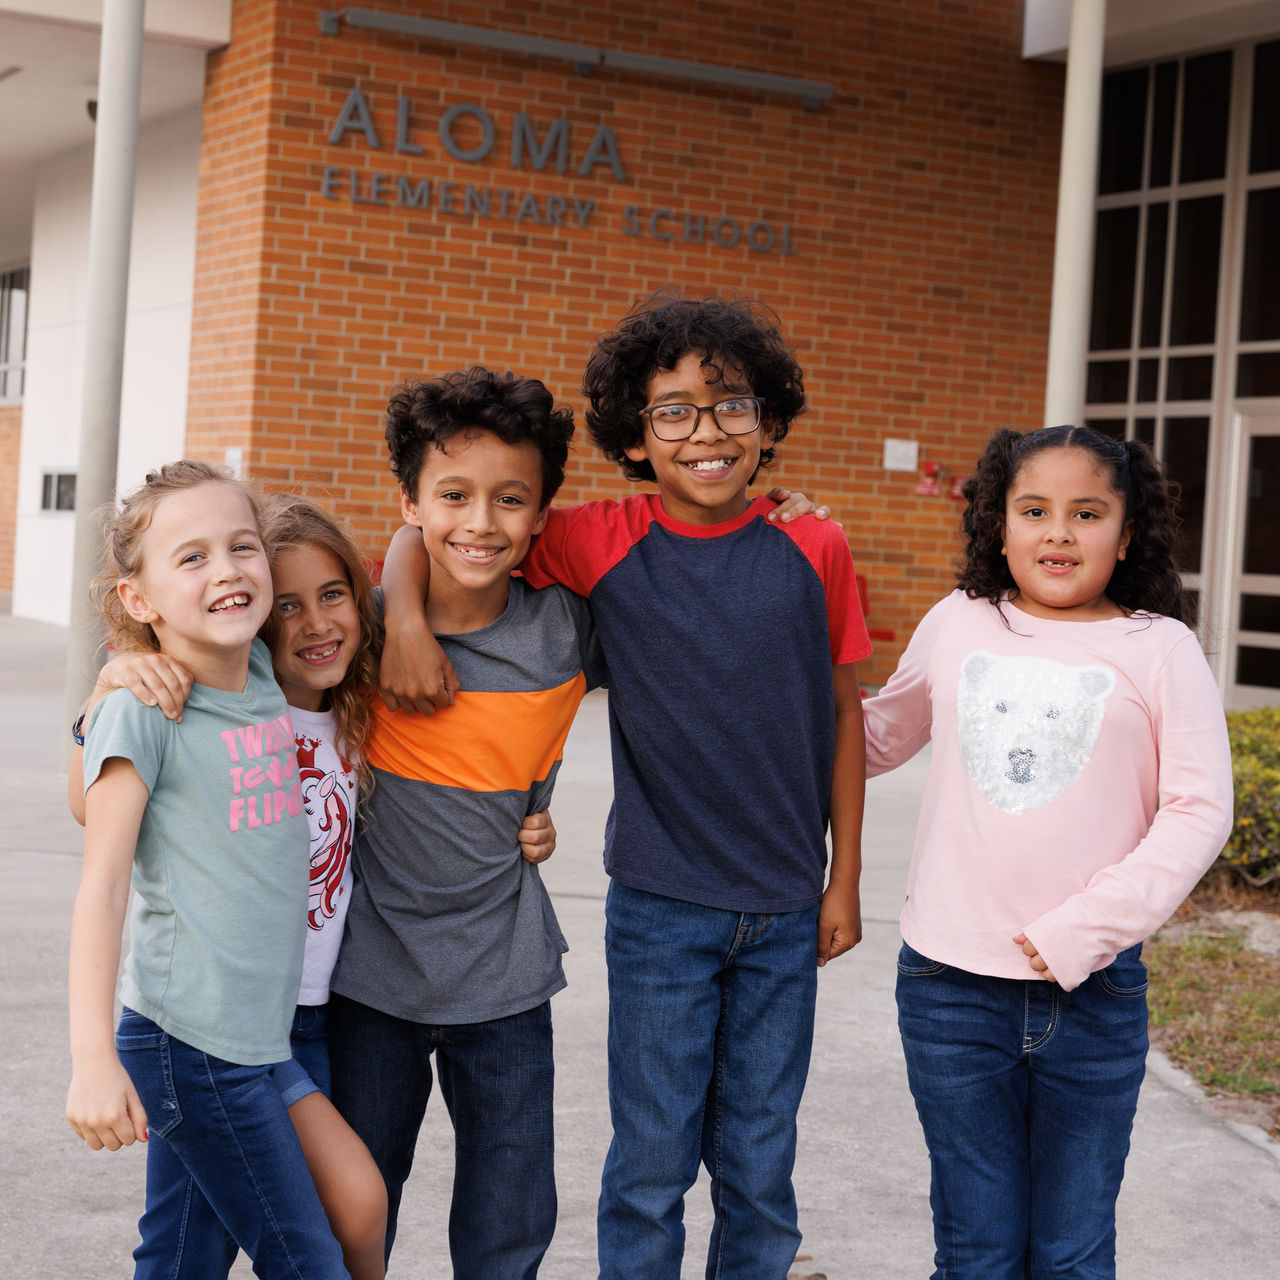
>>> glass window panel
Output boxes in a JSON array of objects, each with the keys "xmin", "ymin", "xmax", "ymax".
[
  {"xmin": 1150, "ymin": 62, "xmax": 1178, "ymax": 187},
  {"xmin": 1135, "ymin": 417, "xmax": 1156, "ymax": 447},
  {"xmin": 1136, "ymin": 358, "xmax": 1159, "ymax": 401},
  {"xmin": 1240, "ymin": 187, "xmax": 1280, "ymax": 342},
  {"xmin": 1239, "ymin": 594, "xmax": 1280, "ymax": 632},
  {"xmin": 1182, "ymin": 588, "xmax": 1199, "ymax": 629},
  {"xmin": 1139, "ymin": 203, "xmax": 1168, "ymax": 348},
  {"xmin": 1164, "ymin": 416, "xmax": 1208, "ymax": 574},
  {"xmin": 1086, "ymin": 360, "xmax": 1129, "ymax": 404},
  {"xmin": 1179, "ymin": 50, "xmax": 1231, "ymax": 183},
  {"xmin": 1168, "ymin": 196, "xmax": 1222, "ymax": 346},
  {"xmin": 1165, "ymin": 355, "xmax": 1213, "ymax": 401},
  {"xmin": 41, "ymin": 474, "xmax": 53, "ymax": 510},
  {"xmin": 56, "ymin": 474, "xmax": 76, "ymax": 511},
  {"xmin": 1236, "ymin": 645, "xmax": 1280, "ymax": 689},
  {"xmin": 1099, "ymin": 67, "xmax": 1149, "ymax": 194},
  {"xmin": 1238, "ymin": 353, "xmax": 1280, "ymax": 398},
  {"xmin": 1250, "ymin": 41, "xmax": 1280, "ymax": 174},
  {"xmin": 0, "ymin": 265, "xmax": 28, "ymax": 401},
  {"xmin": 1242, "ymin": 435, "xmax": 1280, "ymax": 575},
  {"xmin": 1085, "ymin": 419, "xmax": 1126, "ymax": 441},
  {"xmin": 1090, "ymin": 207, "xmax": 1140, "ymax": 350}
]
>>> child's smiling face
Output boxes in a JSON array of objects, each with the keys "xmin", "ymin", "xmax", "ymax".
[
  {"xmin": 402, "ymin": 428, "xmax": 549, "ymax": 625},
  {"xmin": 119, "ymin": 481, "xmax": 273, "ymax": 687},
  {"xmin": 625, "ymin": 350, "xmax": 772, "ymax": 526},
  {"xmin": 1002, "ymin": 446, "xmax": 1133, "ymax": 622},
  {"xmin": 269, "ymin": 542, "xmax": 361, "ymax": 711}
]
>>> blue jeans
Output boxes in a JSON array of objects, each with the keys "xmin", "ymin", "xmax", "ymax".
[
  {"xmin": 597, "ymin": 883, "xmax": 819, "ymax": 1280},
  {"xmin": 895, "ymin": 942, "xmax": 1150, "ymax": 1280},
  {"xmin": 116, "ymin": 1009, "xmax": 346, "ymax": 1280},
  {"xmin": 328, "ymin": 993, "xmax": 556, "ymax": 1279}
]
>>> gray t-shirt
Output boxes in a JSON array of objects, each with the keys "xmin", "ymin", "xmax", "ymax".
[
  {"xmin": 331, "ymin": 579, "xmax": 603, "ymax": 1024},
  {"xmin": 84, "ymin": 639, "xmax": 307, "ymax": 1064}
]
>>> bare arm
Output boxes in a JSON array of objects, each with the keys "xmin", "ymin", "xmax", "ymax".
[
  {"xmin": 66, "ymin": 757, "xmax": 150, "ymax": 1150},
  {"xmin": 377, "ymin": 525, "xmax": 458, "ymax": 715},
  {"xmin": 817, "ymin": 662, "xmax": 866, "ymax": 966}
]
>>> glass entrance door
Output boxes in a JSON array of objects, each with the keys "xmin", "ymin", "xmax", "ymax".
[{"xmin": 1224, "ymin": 412, "xmax": 1280, "ymax": 707}]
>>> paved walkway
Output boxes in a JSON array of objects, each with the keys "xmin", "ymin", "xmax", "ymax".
[{"xmin": 3, "ymin": 610, "xmax": 1277, "ymax": 1278}]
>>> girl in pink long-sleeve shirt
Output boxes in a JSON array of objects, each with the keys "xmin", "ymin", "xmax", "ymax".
[{"xmin": 863, "ymin": 426, "xmax": 1233, "ymax": 1280}]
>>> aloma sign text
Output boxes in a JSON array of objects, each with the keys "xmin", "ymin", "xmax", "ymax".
[{"xmin": 321, "ymin": 89, "xmax": 797, "ymax": 255}]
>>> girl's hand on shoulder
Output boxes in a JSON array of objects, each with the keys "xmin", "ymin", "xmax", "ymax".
[
  {"xmin": 518, "ymin": 809, "xmax": 557, "ymax": 865},
  {"xmin": 66, "ymin": 1053, "xmax": 148, "ymax": 1151},
  {"xmin": 98, "ymin": 652, "xmax": 194, "ymax": 723},
  {"xmin": 817, "ymin": 880, "xmax": 862, "ymax": 966},
  {"xmin": 765, "ymin": 486, "xmax": 837, "ymax": 525},
  {"xmin": 1013, "ymin": 932, "xmax": 1057, "ymax": 984}
]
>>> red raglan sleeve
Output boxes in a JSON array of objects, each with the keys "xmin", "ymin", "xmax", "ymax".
[{"xmin": 519, "ymin": 498, "xmax": 651, "ymax": 596}]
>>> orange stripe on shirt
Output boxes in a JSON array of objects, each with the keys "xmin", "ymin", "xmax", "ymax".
[{"xmin": 365, "ymin": 673, "xmax": 587, "ymax": 792}]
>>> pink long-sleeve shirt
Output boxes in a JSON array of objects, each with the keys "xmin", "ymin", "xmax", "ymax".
[{"xmin": 863, "ymin": 591, "xmax": 1233, "ymax": 991}]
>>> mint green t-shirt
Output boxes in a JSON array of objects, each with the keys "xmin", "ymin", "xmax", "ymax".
[{"xmin": 84, "ymin": 639, "xmax": 307, "ymax": 1065}]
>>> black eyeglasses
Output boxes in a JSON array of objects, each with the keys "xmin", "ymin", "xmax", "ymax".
[{"xmin": 639, "ymin": 397, "xmax": 763, "ymax": 442}]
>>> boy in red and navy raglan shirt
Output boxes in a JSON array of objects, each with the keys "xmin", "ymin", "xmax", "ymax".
[{"xmin": 380, "ymin": 295, "xmax": 870, "ymax": 1280}]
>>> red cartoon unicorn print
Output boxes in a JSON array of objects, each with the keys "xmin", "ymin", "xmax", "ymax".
[{"xmin": 294, "ymin": 735, "xmax": 354, "ymax": 930}]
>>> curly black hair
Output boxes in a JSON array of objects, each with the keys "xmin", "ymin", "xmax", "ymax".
[
  {"xmin": 385, "ymin": 367, "xmax": 574, "ymax": 508},
  {"xmin": 582, "ymin": 292, "xmax": 806, "ymax": 484},
  {"xmin": 958, "ymin": 425, "xmax": 1185, "ymax": 620}
]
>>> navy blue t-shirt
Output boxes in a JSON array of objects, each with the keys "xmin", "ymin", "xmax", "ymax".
[{"xmin": 522, "ymin": 494, "xmax": 870, "ymax": 912}]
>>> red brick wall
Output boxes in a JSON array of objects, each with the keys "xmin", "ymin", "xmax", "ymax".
[
  {"xmin": 0, "ymin": 402, "xmax": 21, "ymax": 594},
  {"xmin": 187, "ymin": 0, "xmax": 1063, "ymax": 683}
]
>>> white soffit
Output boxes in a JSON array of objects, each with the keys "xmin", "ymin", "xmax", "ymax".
[{"xmin": 1025, "ymin": 0, "xmax": 1280, "ymax": 65}]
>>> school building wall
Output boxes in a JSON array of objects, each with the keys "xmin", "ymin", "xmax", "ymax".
[
  {"xmin": 11, "ymin": 107, "xmax": 201, "ymax": 621},
  {"xmin": 0, "ymin": 401, "xmax": 19, "ymax": 596},
  {"xmin": 181, "ymin": 0, "xmax": 1064, "ymax": 685}
]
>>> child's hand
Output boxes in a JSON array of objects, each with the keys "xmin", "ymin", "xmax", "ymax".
[
  {"xmin": 99, "ymin": 652, "xmax": 194, "ymax": 723},
  {"xmin": 764, "ymin": 486, "xmax": 836, "ymax": 525},
  {"xmin": 66, "ymin": 1053, "xmax": 148, "ymax": 1151},
  {"xmin": 518, "ymin": 810, "xmax": 557, "ymax": 864},
  {"xmin": 378, "ymin": 614, "xmax": 460, "ymax": 715},
  {"xmin": 817, "ymin": 880, "xmax": 862, "ymax": 966},
  {"xmin": 1013, "ymin": 932, "xmax": 1057, "ymax": 983}
]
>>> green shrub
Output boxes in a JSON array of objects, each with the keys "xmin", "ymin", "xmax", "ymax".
[{"xmin": 1221, "ymin": 708, "xmax": 1280, "ymax": 886}]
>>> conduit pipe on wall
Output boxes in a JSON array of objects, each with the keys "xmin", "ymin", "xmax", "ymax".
[
  {"xmin": 1044, "ymin": 0, "xmax": 1107, "ymax": 429},
  {"xmin": 319, "ymin": 7, "xmax": 835, "ymax": 109},
  {"xmin": 63, "ymin": 0, "xmax": 144, "ymax": 746}
]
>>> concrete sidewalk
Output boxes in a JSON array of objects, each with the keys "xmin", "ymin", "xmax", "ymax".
[{"xmin": 3, "ymin": 610, "xmax": 1277, "ymax": 1279}]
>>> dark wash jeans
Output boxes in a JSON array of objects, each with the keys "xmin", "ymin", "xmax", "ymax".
[
  {"xmin": 895, "ymin": 941, "xmax": 1150, "ymax": 1280},
  {"xmin": 328, "ymin": 993, "xmax": 556, "ymax": 1279}
]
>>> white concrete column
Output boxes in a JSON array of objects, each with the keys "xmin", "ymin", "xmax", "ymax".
[
  {"xmin": 63, "ymin": 0, "xmax": 145, "ymax": 735},
  {"xmin": 1043, "ymin": 0, "xmax": 1107, "ymax": 428}
]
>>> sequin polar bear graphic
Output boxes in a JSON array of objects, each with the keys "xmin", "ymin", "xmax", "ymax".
[{"xmin": 957, "ymin": 650, "xmax": 1116, "ymax": 815}]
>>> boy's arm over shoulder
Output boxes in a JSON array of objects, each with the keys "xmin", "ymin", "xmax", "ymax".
[{"xmin": 378, "ymin": 525, "xmax": 459, "ymax": 714}]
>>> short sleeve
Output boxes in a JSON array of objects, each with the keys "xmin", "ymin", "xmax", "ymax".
[{"xmin": 83, "ymin": 688, "xmax": 167, "ymax": 795}]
